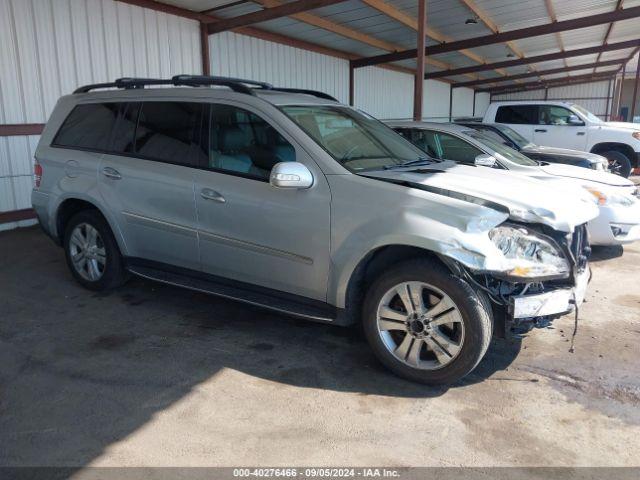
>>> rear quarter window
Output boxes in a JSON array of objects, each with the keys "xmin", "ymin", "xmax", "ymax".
[
  {"xmin": 495, "ymin": 105, "xmax": 538, "ymax": 125},
  {"xmin": 52, "ymin": 103, "xmax": 120, "ymax": 150}
]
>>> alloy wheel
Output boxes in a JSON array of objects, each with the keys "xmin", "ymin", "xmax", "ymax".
[
  {"xmin": 376, "ymin": 281, "xmax": 465, "ymax": 370},
  {"xmin": 68, "ymin": 223, "xmax": 106, "ymax": 282}
]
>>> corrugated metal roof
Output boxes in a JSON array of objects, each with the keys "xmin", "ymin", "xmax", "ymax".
[{"xmin": 162, "ymin": 0, "xmax": 640, "ymax": 90}]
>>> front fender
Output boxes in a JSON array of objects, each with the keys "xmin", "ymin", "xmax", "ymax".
[{"xmin": 328, "ymin": 207, "xmax": 508, "ymax": 308}]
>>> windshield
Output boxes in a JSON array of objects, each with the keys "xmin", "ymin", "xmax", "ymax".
[
  {"xmin": 280, "ymin": 105, "xmax": 431, "ymax": 172},
  {"xmin": 491, "ymin": 124, "xmax": 534, "ymax": 149},
  {"xmin": 571, "ymin": 104, "xmax": 603, "ymax": 124},
  {"xmin": 466, "ymin": 131, "xmax": 539, "ymax": 167}
]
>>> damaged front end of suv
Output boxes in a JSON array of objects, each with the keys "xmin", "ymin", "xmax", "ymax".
[
  {"xmin": 359, "ymin": 164, "xmax": 598, "ymax": 340},
  {"xmin": 446, "ymin": 221, "xmax": 591, "ymax": 337}
]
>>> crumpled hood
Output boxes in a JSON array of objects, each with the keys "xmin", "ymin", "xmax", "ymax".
[
  {"xmin": 522, "ymin": 145, "xmax": 607, "ymax": 164},
  {"xmin": 538, "ymin": 162, "xmax": 633, "ymax": 187},
  {"xmin": 362, "ymin": 162, "xmax": 599, "ymax": 232}
]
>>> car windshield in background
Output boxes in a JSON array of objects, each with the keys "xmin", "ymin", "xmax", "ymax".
[
  {"xmin": 280, "ymin": 105, "xmax": 431, "ymax": 172},
  {"xmin": 571, "ymin": 104, "xmax": 603, "ymax": 124},
  {"xmin": 491, "ymin": 124, "xmax": 534, "ymax": 149},
  {"xmin": 466, "ymin": 131, "xmax": 539, "ymax": 167}
]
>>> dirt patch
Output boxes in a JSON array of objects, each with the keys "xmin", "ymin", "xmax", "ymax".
[
  {"xmin": 90, "ymin": 334, "xmax": 137, "ymax": 350},
  {"xmin": 456, "ymin": 407, "xmax": 577, "ymax": 465},
  {"xmin": 614, "ymin": 295, "xmax": 640, "ymax": 309}
]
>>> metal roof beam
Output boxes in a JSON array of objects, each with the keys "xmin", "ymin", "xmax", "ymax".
[
  {"xmin": 453, "ymin": 59, "xmax": 624, "ymax": 88},
  {"xmin": 594, "ymin": 0, "xmax": 625, "ymax": 70},
  {"xmin": 352, "ymin": 5, "xmax": 640, "ymax": 68},
  {"xmin": 251, "ymin": 0, "xmax": 455, "ymax": 78},
  {"xmin": 483, "ymin": 72, "xmax": 617, "ymax": 95},
  {"xmin": 361, "ymin": 0, "xmax": 498, "ymax": 80},
  {"xmin": 424, "ymin": 39, "xmax": 639, "ymax": 79},
  {"xmin": 115, "ymin": 0, "xmax": 415, "ymax": 76},
  {"xmin": 543, "ymin": 0, "xmax": 570, "ymax": 69},
  {"xmin": 206, "ymin": 0, "xmax": 348, "ymax": 34},
  {"xmin": 115, "ymin": 0, "xmax": 214, "ymax": 21}
]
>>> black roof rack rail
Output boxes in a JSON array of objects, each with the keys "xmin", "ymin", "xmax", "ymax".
[
  {"xmin": 170, "ymin": 74, "xmax": 273, "ymax": 94},
  {"xmin": 267, "ymin": 87, "xmax": 338, "ymax": 102},
  {"xmin": 73, "ymin": 78, "xmax": 170, "ymax": 93},
  {"xmin": 73, "ymin": 75, "xmax": 338, "ymax": 101}
]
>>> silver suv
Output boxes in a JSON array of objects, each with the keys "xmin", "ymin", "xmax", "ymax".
[{"xmin": 32, "ymin": 75, "xmax": 598, "ymax": 384}]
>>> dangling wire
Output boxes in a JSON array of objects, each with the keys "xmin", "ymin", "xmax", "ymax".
[{"xmin": 568, "ymin": 291, "xmax": 579, "ymax": 353}]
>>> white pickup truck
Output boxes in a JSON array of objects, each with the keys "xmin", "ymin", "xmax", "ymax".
[{"xmin": 483, "ymin": 101, "xmax": 640, "ymax": 177}]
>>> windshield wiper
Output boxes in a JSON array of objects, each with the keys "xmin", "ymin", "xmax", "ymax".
[{"xmin": 383, "ymin": 157, "xmax": 434, "ymax": 169}]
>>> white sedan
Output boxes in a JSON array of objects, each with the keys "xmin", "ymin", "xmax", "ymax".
[{"xmin": 387, "ymin": 121, "xmax": 640, "ymax": 246}]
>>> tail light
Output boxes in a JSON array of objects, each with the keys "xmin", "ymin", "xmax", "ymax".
[{"xmin": 34, "ymin": 159, "xmax": 42, "ymax": 189}]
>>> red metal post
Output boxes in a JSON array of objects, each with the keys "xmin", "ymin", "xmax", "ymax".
[
  {"xmin": 349, "ymin": 62, "xmax": 354, "ymax": 106},
  {"xmin": 618, "ymin": 63, "xmax": 626, "ymax": 119},
  {"xmin": 631, "ymin": 56, "xmax": 640, "ymax": 120},
  {"xmin": 413, "ymin": 0, "xmax": 426, "ymax": 121},
  {"xmin": 604, "ymin": 79, "xmax": 612, "ymax": 120},
  {"xmin": 200, "ymin": 23, "xmax": 211, "ymax": 76}
]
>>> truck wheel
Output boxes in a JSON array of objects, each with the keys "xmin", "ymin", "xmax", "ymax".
[
  {"xmin": 63, "ymin": 210, "xmax": 128, "ymax": 291},
  {"xmin": 362, "ymin": 258, "xmax": 492, "ymax": 385},
  {"xmin": 602, "ymin": 151, "xmax": 632, "ymax": 177}
]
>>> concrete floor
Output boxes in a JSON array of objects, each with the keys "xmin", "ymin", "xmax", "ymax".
[{"xmin": 1, "ymin": 226, "xmax": 639, "ymax": 468}]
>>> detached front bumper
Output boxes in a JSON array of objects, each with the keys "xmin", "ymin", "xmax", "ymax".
[
  {"xmin": 588, "ymin": 201, "xmax": 640, "ymax": 245},
  {"xmin": 511, "ymin": 267, "xmax": 590, "ymax": 319}
]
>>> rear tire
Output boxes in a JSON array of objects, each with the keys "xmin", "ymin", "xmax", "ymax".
[
  {"xmin": 601, "ymin": 150, "xmax": 632, "ymax": 177},
  {"xmin": 63, "ymin": 210, "xmax": 128, "ymax": 291},
  {"xmin": 362, "ymin": 258, "xmax": 492, "ymax": 385}
]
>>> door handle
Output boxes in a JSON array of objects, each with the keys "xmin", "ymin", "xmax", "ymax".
[
  {"xmin": 577, "ymin": 132, "xmax": 586, "ymax": 136},
  {"xmin": 534, "ymin": 129, "xmax": 547, "ymax": 133},
  {"xmin": 102, "ymin": 167, "xmax": 122, "ymax": 180},
  {"xmin": 201, "ymin": 188, "xmax": 225, "ymax": 203}
]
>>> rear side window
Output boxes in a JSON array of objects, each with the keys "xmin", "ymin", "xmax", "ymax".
[
  {"xmin": 132, "ymin": 102, "xmax": 205, "ymax": 166},
  {"xmin": 110, "ymin": 102, "xmax": 140, "ymax": 154},
  {"xmin": 397, "ymin": 128, "xmax": 440, "ymax": 159},
  {"xmin": 495, "ymin": 105, "xmax": 538, "ymax": 125},
  {"xmin": 431, "ymin": 131, "xmax": 483, "ymax": 164},
  {"xmin": 474, "ymin": 127, "xmax": 512, "ymax": 147},
  {"xmin": 53, "ymin": 103, "xmax": 120, "ymax": 150}
]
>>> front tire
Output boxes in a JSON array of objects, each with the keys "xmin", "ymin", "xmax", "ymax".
[
  {"xmin": 602, "ymin": 150, "xmax": 632, "ymax": 178},
  {"xmin": 63, "ymin": 210, "xmax": 128, "ymax": 291},
  {"xmin": 362, "ymin": 259, "xmax": 492, "ymax": 385}
]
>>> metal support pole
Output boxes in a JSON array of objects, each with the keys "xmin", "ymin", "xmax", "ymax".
[
  {"xmin": 619, "ymin": 63, "xmax": 626, "ymax": 118},
  {"xmin": 472, "ymin": 89, "xmax": 476, "ymax": 117},
  {"xmin": 200, "ymin": 23, "xmax": 211, "ymax": 76},
  {"xmin": 448, "ymin": 85, "xmax": 453, "ymax": 122},
  {"xmin": 631, "ymin": 57, "xmax": 640, "ymax": 121},
  {"xmin": 605, "ymin": 79, "xmax": 612, "ymax": 120},
  {"xmin": 544, "ymin": 87, "xmax": 549, "ymax": 100},
  {"xmin": 349, "ymin": 62, "xmax": 354, "ymax": 106},
  {"xmin": 413, "ymin": 0, "xmax": 426, "ymax": 121}
]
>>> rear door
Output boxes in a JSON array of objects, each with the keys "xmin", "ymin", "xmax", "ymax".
[
  {"xmin": 98, "ymin": 101, "xmax": 204, "ymax": 271},
  {"xmin": 533, "ymin": 104, "xmax": 588, "ymax": 150},
  {"xmin": 494, "ymin": 105, "xmax": 537, "ymax": 141}
]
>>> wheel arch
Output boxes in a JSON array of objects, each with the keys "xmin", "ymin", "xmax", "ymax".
[
  {"xmin": 335, "ymin": 244, "xmax": 453, "ymax": 326},
  {"xmin": 54, "ymin": 196, "xmax": 128, "ymax": 255},
  {"xmin": 590, "ymin": 142, "xmax": 635, "ymax": 163}
]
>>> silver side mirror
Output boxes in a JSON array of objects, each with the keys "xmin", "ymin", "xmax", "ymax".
[
  {"xmin": 567, "ymin": 115, "xmax": 584, "ymax": 126},
  {"xmin": 270, "ymin": 162, "xmax": 314, "ymax": 189},
  {"xmin": 474, "ymin": 154, "xmax": 497, "ymax": 167}
]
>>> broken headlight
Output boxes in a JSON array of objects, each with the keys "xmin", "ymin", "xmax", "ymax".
[{"xmin": 489, "ymin": 225, "xmax": 570, "ymax": 279}]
